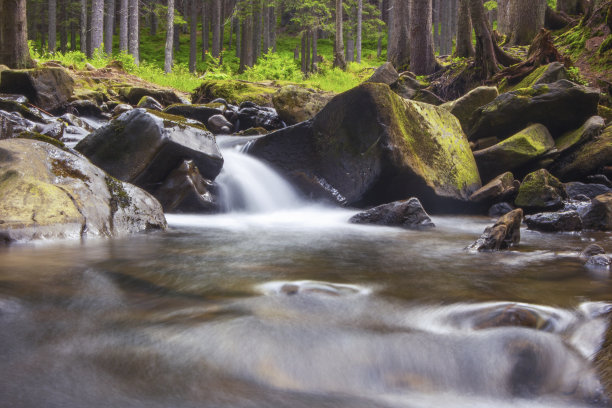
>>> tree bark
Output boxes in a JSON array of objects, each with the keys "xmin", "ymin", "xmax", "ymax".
[
  {"xmin": 263, "ymin": 2, "xmax": 269, "ymax": 53},
  {"xmin": 270, "ymin": 5, "xmax": 276, "ymax": 52},
  {"xmin": 211, "ymin": 0, "xmax": 221, "ymax": 57},
  {"xmin": 468, "ymin": 0, "xmax": 498, "ymax": 78},
  {"xmin": 80, "ymin": 0, "xmax": 88, "ymax": 53},
  {"xmin": 432, "ymin": 0, "xmax": 440, "ymax": 53},
  {"xmin": 387, "ymin": 0, "xmax": 410, "ymax": 70},
  {"xmin": 333, "ymin": 0, "xmax": 346, "ymax": 69},
  {"xmin": 189, "ymin": 0, "xmax": 197, "ymax": 72},
  {"xmin": 440, "ymin": 0, "xmax": 451, "ymax": 55},
  {"xmin": 312, "ymin": 28, "xmax": 318, "ymax": 71},
  {"xmin": 236, "ymin": 15, "xmax": 240, "ymax": 58},
  {"xmin": 377, "ymin": 0, "xmax": 383, "ymax": 58},
  {"xmin": 410, "ymin": 0, "xmax": 437, "ymax": 75},
  {"xmin": 164, "ymin": 0, "xmax": 174, "ymax": 72},
  {"xmin": 60, "ymin": 0, "xmax": 68, "ymax": 52},
  {"xmin": 119, "ymin": 0, "xmax": 128, "ymax": 51},
  {"xmin": 49, "ymin": 0, "xmax": 57, "ymax": 53},
  {"xmin": 455, "ymin": 0, "xmax": 474, "ymax": 57},
  {"xmin": 510, "ymin": 0, "xmax": 547, "ymax": 45},
  {"xmin": 356, "ymin": 0, "xmax": 362, "ymax": 63},
  {"xmin": 91, "ymin": 0, "xmax": 104, "ymax": 53},
  {"xmin": 557, "ymin": 0, "xmax": 586, "ymax": 15},
  {"xmin": 202, "ymin": 1, "xmax": 209, "ymax": 59},
  {"xmin": 239, "ymin": 6, "xmax": 253, "ymax": 72},
  {"xmin": 497, "ymin": 0, "xmax": 511, "ymax": 35},
  {"xmin": 104, "ymin": 0, "xmax": 115, "ymax": 55},
  {"xmin": 0, "ymin": 0, "xmax": 34, "ymax": 68},
  {"xmin": 128, "ymin": 0, "xmax": 139, "ymax": 63},
  {"xmin": 252, "ymin": 0, "xmax": 262, "ymax": 61}
]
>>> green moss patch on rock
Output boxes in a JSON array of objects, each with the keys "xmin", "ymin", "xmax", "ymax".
[
  {"xmin": 515, "ymin": 169, "xmax": 568, "ymax": 212},
  {"xmin": 191, "ymin": 79, "xmax": 278, "ymax": 107}
]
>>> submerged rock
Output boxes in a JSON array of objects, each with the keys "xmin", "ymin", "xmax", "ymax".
[
  {"xmin": 349, "ymin": 198, "xmax": 435, "ymax": 229},
  {"xmin": 0, "ymin": 138, "xmax": 166, "ymax": 243},
  {"xmin": 250, "ymin": 83, "xmax": 481, "ymax": 211},
  {"xmin": 473, "ymin": 124, "xmax": 555, "ymax": 181},
  {"xmin": 468, "ymin": 208, "xmax": 523, "ymax": 251},
  {"xmin": 585, "ymin": 254, "xmax": 612, "ymax": 268},
  {"xmin": 514, "ymin": 169, "xmax": 568, "ymax": 212},
  {"xmin": 581, "ymin": 192, "xmax": 612, "ymax": 231},
  {"xmin": 0, "ymin": 67, "xmax": 74, "ymax": 112},
  {"xmin": 75, "ymin": 108, "xmax": 223, "ymax": 193},
  {"xmin": 468, "ymin": 80, "xmax": 599, "ymax": 141},
  {"xmin": 524, "ymin": 210, "xmax": 582, "ymax": 232}
]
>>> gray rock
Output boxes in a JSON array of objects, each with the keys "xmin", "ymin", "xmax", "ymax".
[
  {"xmin": 348, "ymin": 198, "xmax": 435, "ymax": 229},
  {"xmin": 581, "ymin": 244, "xmax": 605, "ymax": 258},
  {"xmin": 164, "ymin": 104, "xmax": 224, "ymax": 125},
  {"xmin": 581, "ymin": 192, "xmax": 612, "ymax": 231},
  {"xmin": 0, "ymin": 67, "xmax": 75, "ymax": 112},
  {"xmin": 524, "ymin": 210, "xmax": 582, "ymax": 232},
  {"xmin": 441, "ymin": 86, "xmax": 499, "ymax": 132},
  {"xmin": 585, "ymin": 254, "xmax": 612, "ymax": 268},
  {"xmin": 489, "ymin": 202, "xmax": 515, "ymax": 217},
  {"xmin": 137, "ymin": 96, "xmax": 164, "ymax": 111},
  {"xmin": 207, "ymin": 114, "xmax": 233, "ymax": 134},
  {"xmin": 515, "ymin": 169, "xmax": 568, "ymax": 212},
  {"xmin": 565, "ymin": 182, "xmax": 612, "ymax": 200},
  {"xmin": 366, "ymin": 62, "xmax": 400, "ymax": 85},
  {"xmin": 154, "ymin": 160, "xmax": 218, "ymax": 213},
  {"xmin": 470, "ymin": 172, "xmax": 519, "ymax": 203}
]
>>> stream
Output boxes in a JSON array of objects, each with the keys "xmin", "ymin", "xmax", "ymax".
[{"xmin": 0, "ymin": 136, "xmax": 611, "ymax": 408}]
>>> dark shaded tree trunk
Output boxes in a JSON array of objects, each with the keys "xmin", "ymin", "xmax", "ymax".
[
  {"xmin": 229, "ymin": 13, "xmax": 234, "ymax": 51},
  {"xmin": 149, "ymin": 0, "xmax": 158, "ymax": 35},
  {"xmin": 189, "ymin": 0, "xmax": 197, "ymax": 72},
  {"xmin": 455, "ymin": 0, "xmax": 474, "ymax": 57},
  {"xmin": 80, "ymin": 0, "xmax": 88, "ymax": 53},
  {"xmin": 497, "ymin": 0, "xmax": 511, "ymax": 35},
  {"xmin": 235, "ymin": 15, "xmax": 240, "ymax": 58},
  {"xmin": 440, "ymin": 0, "xmax": 451, "ymax": 55},
  {"xmin": 119, "ymin": 0, "xmax": 128, "ymax": 51},
  {"xmin": 128, "ymin": 0, "xmax": 139, "ymax": 63},
  {"xmin": 410, "ymin": 0, "xmax": 436, "ymax": 74},
  {"xmin": 333, "ymin": 0, "xmax": 346, "ymax": 69},
  {"xmin": 59, "ymin": 0, "xmax": 68, "ymax": 52},
  {"xmin": 91, "ymin": 0, "xmax": 104, "ymax": 52},
  {"xmin": 468, "ymin": 0, "xmax": 498, "ymax": 78},
  {"xmin": 312, "ymin": 28, "xmax": 318, "ymax": 71},
  {"xmin": 49, "ymin": 0, "xmax": 57, "ymax": 52},
  {"xmin": 356, "ymin": 0, "xmax": 362, "ymax": 63},
  {"xmin": 262, "ymin": 2, "xmax": 269, "ymax": 53},
  {"xmin": 202, "ymin": 1, "xmax": 209, "ymax": 59},
  {"xmin": 164, "ymin": 0, "xmax": 174, "ymax": 72},
  {"xmin": 104, "ymin": 0, "xmax": 115, "ymax": 55},
  {"xmin": 0, "ymin": 0, "xmax": 34, "ymax": 68},
  {"xmin": 269, "ymin": 5, "xmax": 276, "ymax": 52},
  {"xmin": 253, "ymin": 0, "xmax": 262, "ymax": 61},
  {"xmin": 557, "ymin": 0, "xmax": 586, "ymax": 15},
  {"xmin": 432, "ymin": 0, "xmax": 440, "ymax": 52},
  {"xmin": 211, "ymin": 0, "xmax": 221, "ymax": 57},
  {"xmin": 377, "ymin": 0, "xmax": 383, "ymax": 58},
  {"xmin": 71, "ymin": 11, "xmax": 77, "ymax": 50},
  {"xmin": 239, "ymin": 7, "xmax": 253, "ymax": 72},
  {"xmin": 388, "ymin": 0, "xmax": 410, "ymax": 69},
  {"xmin": 510, "ymin": 0, "xmax": 547, "ymax": 45}
]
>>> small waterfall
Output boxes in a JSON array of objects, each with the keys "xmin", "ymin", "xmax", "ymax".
[{"xmin": 215, "ymin": 136, "xmax": 303, "ymax": 213}]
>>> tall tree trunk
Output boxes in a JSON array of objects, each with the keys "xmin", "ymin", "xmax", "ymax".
[
  {"xmin": 333, "ymin": 0, "xmax": 346, "ymax": 69},
  {"xmin": 509, "ymin": 0, "xmax": 547, "ymax": 45},
  {"xmin": 455, "ymin": 0, "xmax": 474, "ymax": 57},
  {"xmin": 71, "ymin": 13, "xmax": 77, "ymax": 50},
  {"xmin": 202, "ymin": 1, "xmax": 209, "ymax": 60},
  {"xmin": 497, "ymin": 0, "xmax": 511, "ymax": 35},
  {"xmin": 211, "ymin": 0, "xmax": 221, "ymax": 57},
  {"xmin": 263, "ymin": 2, "xmax": 269, "ymax": 53},
  {"xmin": 189, "ymin": 0, "xmax": 197, "ymax": 72},
  {"xmin": 377, "ymin": 0, "xmax": 383, "ymax": 58},
  {"xmin": 440, "ymin": 0, "xmax": 451, "ymax": 55},
  {"xmin": 164, "ymin": 0, "xmax": 174, "ymax": 72},
  {"xmin": 59, "ymin": 0, "xmax": 68, "ymax": 52},
  {"xmin": 468, "ymin": 0, "xmax": 498, "ymax": 78},
  {"xmin": 557, "ymin": 0, "xmax": 586, "ymax": 15},
  {"xmin": 49, "ymin": 0, "xmax": 57, "ymax": 52},
  {"xmin": 149, "ymin": 0, "xmax": 158, "ymax": 35},
  {"xmin": 387, "ymin": 0, "xmax": 410, "ymax": 70},
  {"xmin": 91, "ymin": 0, "xmax": 104, "ymax": 52},
  {"xmin": 128, "ymin": 0, "xmax": 139, "ymax": 63},
  {"xmin": 228, "ymin": 13, "xmax": 234, "ymax": 51},
  {"xmin": 119, "ymin": 0, "xmax": 127, "ymax": 51},
  {"xmin": 410, "ymin": 0, "xmax": 437, "ymax": 75},
  {"xmin": 300, "ymin": 32, "xmax": 307, "ymax": 73},
  {"xmin": 104, "ymin": 0, "xmax": 115, "ymax": 54},
  {"xmin": 269, "ymin": 5, "xmax": 276, "ymax": 52},
  {"xmin": 432, "ymin": 0, "xmax": 440, "ymax": 53},
  {"xmin": 0, "ymin": 0, "xmax": 34, "ymax": 68},
  {"xmin": 356, "ymin": 0, "xmax": 362, "ymax": 63},
  {"xmin": 80, "ymin": 0, "xmax": 88, "ymax": 53},
  {"xmin": 252, "ymin": 0, "xmax": 262, "ymax": 61},
  {"xmin": 239, "ymin": 7, "xmax": 253, "ymax": 72},
  {"xmin": 236, "ymin": 15, "xmax": 240, "ymax": 58},
  {"xmin": 312, "ymin": 28, "xmax": 318, "ymax": 71}
]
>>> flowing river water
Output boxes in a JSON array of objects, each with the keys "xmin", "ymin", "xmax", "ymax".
[{"xmin": 1, "ymin": 136, "xmax": 611, "ymax": 408}]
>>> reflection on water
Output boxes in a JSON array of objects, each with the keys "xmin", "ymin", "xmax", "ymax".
[{"xmin": 0, "ymin": 209, "xmax": 611, "ymax": 408}]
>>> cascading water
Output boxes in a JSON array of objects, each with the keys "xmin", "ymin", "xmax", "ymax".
[{"xmin": 215, "ymin": 136, "xmax": 303, "ymax": 213}]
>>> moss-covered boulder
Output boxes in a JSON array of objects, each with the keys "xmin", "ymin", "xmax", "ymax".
[
  {"xmin": 0, "ymin": 67, "xmax": 74, "ymax": 112},
  {"xmin": 500, "ymin": 62, "xmax": 569, "ymax": 93},
  {"xmin": 164, "ymin": 103, "xmax": 225, "ymax": 126},
  {"xmin": 136, "ymin": 95, "xmax": 163, "ymax": 111},
  {"xmin": 249, "ymin": 83, "xmax": 481, "ymax": 211},
  {"xmin": 549, "ymin": 124, "xmax": 612, "ymax": 181},
  {"xmin": 468, "ymin": 80, "xmax": 600, "ymax": 142},
  {"xmin": 119, "ymin": 86, "xmax": 183, "ymax": 107},
  {"xmin": 192, "ymin": 79, "xmax": 277, "ymax": 107},
  {"xmin": 272, "ymin": 85, "xmax": 333, "ymax": 125},
  {"xmin": 0, "ymin": 138, "xmax": 166, "ymax": 243},
  {"xmin": 75, "ymin": 108, "xmax": 223, "ymax": 193},
  {"xmin": 554, "ymin": 116, "xmax": 606, "ymax": 154},
  {"xmin": 514, "ymin": 169, "xmax": 568, "ymax": 212},
  {"xmin": 441, "ymin": 86, "xmax": 499, "ymax": 132},
  {"xmin": 473, "ymin": 124, "xmax": 555, "ymax": 181}
]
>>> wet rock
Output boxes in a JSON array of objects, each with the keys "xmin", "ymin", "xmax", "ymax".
[
  {"xmin": 468, "ymin": 80, "xmax": 600, "ymax": 141},
  {"xmin": 348, "ymin": 198, "xmax": 435, "ymax": 230},
  {"xmin": 585, "ymin": 254, "xmax": 612, "ymax": 268},
  {"xmin": 489, "ymin": 202, "xmax": 515, "ymax": 217},
  {"xmin": 154, "ymin": 160, "xmax": 218, "ymax": 213},
  {"xmin": 164, "ymin": 103, "xmax": 223, "ymax": 125},
  {"xmin": 207, "ymin": 114, "xmax": 233, "ymax": 134},
  {"xmin": 0, "ymin": 110, "xmax": 36, "ymax": 139},
  {"xmin": 236, "ymin": 104, "xmax": 284, "ymax": 131},
  {"xmin": 514, "ymin": 169, "xmax": 568, "ymax": 212},
  {"xmin": 0, "ymin": 138, "xmax": 166, "ymax": 243},
  {"xmin": 136, "ymin": 96, "xmax": 163, "ymax": 111},
  {"xmin": 111, "ymin": 103, "xmax": 133, "ymax": 116},
  {"xmin": 565, "ymin": 182, "xmax": 612, "ymax": 200},
  {"xmin": 75, "ymin": 108, "xmax": 223, "ymax": 192},
  {"xmin": 468, "ymin": 208, "xmax": 523, "ymax": 251},
  {"xmin": 581, "ymin": 244, "xmax": 606, "ymax": 258},
  {"xmin": 272, "ymin": 85, "xmax": 333, "ymax": 125},
  {"xmin": 586, "ymin": 174, "xmax": 612, "ymax": 188},
  {"xmin": 67, "ymin": 99, "xmax": 105, "ymax": 118},
  {"xmin": 0, "ymin": 67, "xmax": 75, "ymax": 112},
  {"xmin": 471, "ymin": 304, "xmax": 545, "ymax": 330},
  {"xmin": 191, "ymin": 79, "xmax": 276, "ymax": 107},
  {"xmin": 366, "ymin": 62, "xmax": 399, "ymax": 85},
  {"xmin": 249, "ymin": 83, "xmax": 481, "ymax": 211},
  {"xmin": 121, "ymin": 86, "xmax": 182, "ymax": 107},
  {"xmin": 554, "ymin": 116, "xmax": 606, "ymax": 154},
  {"xmin": 0, "ymin": 97, "xmax": 45, "ymax": 123},
  {"xmin": 441, "ymin": 86, "xmax": 499, "ymax": 132},
  {"xmin": 33, "ymin": 119, "xmax": 65, "ymax": 140},
  {"xmin": 470, "ymin": 172, "xmax": 519, "ymax": 203},
  {"xmin": 524, "ymin": 210, "xmax": 582, "ymax": 232},
  {"xmin": 581, "ymin": 193, "xmax": 612, "ymax": 230},
  {"xmin": 473, "ymin": 124, "xmax": 555, "ymax": 181}
]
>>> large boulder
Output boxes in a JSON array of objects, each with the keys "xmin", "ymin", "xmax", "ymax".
[
  {"xmin": 469, "ymin": 172, "xmax": 519, "ymax": 203},
  {"xmin": 0, "ymin": 138, "xmax": 166, "ymax": 243},
  {"xmin": 348, "ymin": 198, "xmax": 435, "ymax": 229},
  {"xmin": 0, "ymin": 67, "xmax": 74, "ymax": 112},
  {"xmin": 549, "ymin": 124, "xmax": 612, "ymax": 181},
  {"xmin": 582, "ymin": 193, "xmax": 612, "ymax": 230},
  {"xmin": 502, "ymin": 62, "xmax": 569, "ymax": 92},
  {"xmin": 191, "ymin": 79, "xmax": 276, "ymax": 107},
  {"xmin": 366, "ymin": 62, "xmax": 400, "ymax": 85},
  {"xmin": 514, "ymin": 169, "xmax": 568, "ymax": 212},
  {"xmin": 554, "ymin": 116, "xmax": 605, "ymax": 154},
  {"xmin": 565, "ymin": 182, "xmax": 612, "ymax": 199},
  {"xmin": 524, "ymin": 210, "xmax": 583, "ymax": 232},
  {"xmin": 75, "ymin": 109, "xmax": 223, "ymax": 192},
  {"xmin": 119, "ymin": 86, "xmax": 183, "ymax": 107},
  {"xmin": 441, "ymin": 86, "xmax": 499, "ymax": 132},
  {"xmin": 164, "ymin": 103, "xmax": 224, "ymax": 125},
  {"xmin": 468, "ymin": 208, "xmax": 523, "ymax": 251},
  {"xmin": 153, "ymin": 160, "xmax": 218, "ymax": 213},
  {"xmin": 473, "ymin": 124, "xmax": 555, "ymax": 181},
  {"xmin": 236, "ymin": 102, "xmax": 284, "ymax": 131},
  {"xmin": 272, "ymin": 85, "xmax": 333, "ymax": 125},
  {"xmin": 467, "ymin": 80, "xmax": 600, "ymax": 141},
  {"xmin": 249, "ymin": 83, "xmax": 482, "ymax": 210}
]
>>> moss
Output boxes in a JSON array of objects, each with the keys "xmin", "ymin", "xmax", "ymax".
[
  {"xmin": 17, "ymin": 131, "xmax": 67, "ymax": 150},
  {"xmin": 513, "ymin": 84, "xmax": 550, "ymax": 98},
  {"xmin": 501, "ymin": 65, "xmax": 548, "ymax": 93},
  {"xmin": 515, "ymin": 169, "xmax": 565, "ymax": 208},
  {"xmin": 148, "ymin": 109, "xmax": 209, "ymax": 132},
  {"xmin": 105, "ymin": 175, "xmax": 131, "ymax": 213},
  {"xmin": 192, "ymin": 79, "xmax": 276, "ymax": 106},
  {"xmin": 51, "ymin": 158, "xmax": 90, "ymax": 182},
  {"xmin": 598, "ymin": 105, "xmax": 612, "ymax": 123}
]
